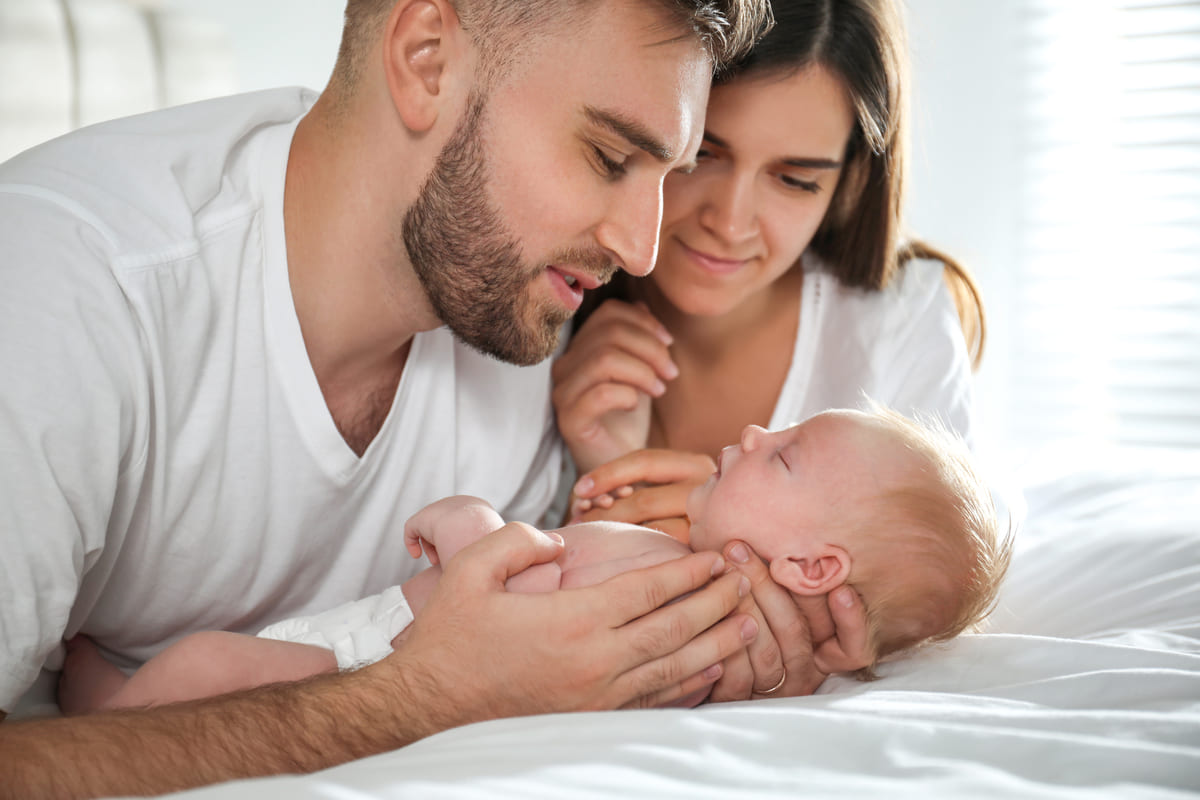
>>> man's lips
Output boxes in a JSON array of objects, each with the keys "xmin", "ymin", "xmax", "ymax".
[
  {"xmin": 545, "ymin": 265, "xmax": 613, "ymax": 312},
  {"xmin": 548, "ymin": 265, "xmax": 608, "ymax": 291}
]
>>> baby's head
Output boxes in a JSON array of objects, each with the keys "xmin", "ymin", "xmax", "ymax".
[{"xmin": 687, "ymin": 406, "xmax": 1011, "ymax": 674}]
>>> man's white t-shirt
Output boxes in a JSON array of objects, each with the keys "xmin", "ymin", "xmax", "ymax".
[{"xmin": 0, "ymin": 89, "xmax": 561, "ymax": 711}]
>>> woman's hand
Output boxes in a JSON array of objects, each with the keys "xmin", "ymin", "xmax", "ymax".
[
  {"xmin": 708, "ymin": 540, "xmax": 872, "ymax": 702},
  {"xmin": 570, "ymin": 448, "xmax": 716, "ymax": 543},
  {"xmin": 552, "ymin": 300, "xmax": 678, "ymax": 474}
]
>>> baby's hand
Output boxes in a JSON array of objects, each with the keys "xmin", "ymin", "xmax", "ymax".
[{"xmin": 403, "ymin": 523, "xmax": 440, "ymax": 565}]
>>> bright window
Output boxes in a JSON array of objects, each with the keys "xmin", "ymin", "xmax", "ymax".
[{"xmin": 1011, "ymin": 0, "xmax": 1200, "ymax": 449}]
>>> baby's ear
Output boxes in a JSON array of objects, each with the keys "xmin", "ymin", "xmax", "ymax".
[{"xmin": 769, "ymin": 546, "xmax": 851, "ymax": 596}]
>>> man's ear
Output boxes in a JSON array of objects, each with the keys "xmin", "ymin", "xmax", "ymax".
[
  {"xmin": 769, "ymin": 545, "xmax": 851, "ymax": 596},
  {"xmin": 383, "ymin": 0, "xmax": 461, "ymax": 132}
]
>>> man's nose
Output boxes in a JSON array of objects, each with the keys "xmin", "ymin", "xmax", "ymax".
[{"xmin": 595, "ymin": 182, "xmax": 663, "ymax": 277}]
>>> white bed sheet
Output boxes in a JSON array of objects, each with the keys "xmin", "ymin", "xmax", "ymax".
[{"xmin": 138, "ymin": 446, "xmax": 1200, "ymax": 799}]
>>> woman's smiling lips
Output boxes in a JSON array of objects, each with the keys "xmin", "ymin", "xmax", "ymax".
[{"xmin": 676, "ymin": 239, "xmax": 750, "ymax": 276}]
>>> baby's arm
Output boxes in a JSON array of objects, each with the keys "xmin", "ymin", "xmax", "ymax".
[
  {"xmin": 60, "ymin": 632, "xmax": 337, "ymax": 712},
  {"xmin": 404, "ymin": 496, "xmax": 563, "ymax": 595},
  {"xmin": 404, "ymin": 496, "xmax": 508, "ymax": 566}
]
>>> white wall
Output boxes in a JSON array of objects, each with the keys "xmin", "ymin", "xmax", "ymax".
[
  {"xmin": 159, "ymin": 0, "xmax": 343, "ymax": 92},
  {"xmin": 905, "ymin": 0, "xmax": 1026, "ymax": 455}
]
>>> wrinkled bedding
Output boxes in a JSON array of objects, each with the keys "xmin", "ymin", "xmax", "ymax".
[{"xmin": 143, "ymin": 446, "xmax": 1200, "ymax": 799}]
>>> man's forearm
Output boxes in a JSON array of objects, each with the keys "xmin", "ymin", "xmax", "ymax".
[{"xmin": 0, "ymin": 664, "xmax": 427, "ymax": 799}]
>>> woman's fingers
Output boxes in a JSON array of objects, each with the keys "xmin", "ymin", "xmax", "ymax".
[
  {"xmin": 552, "ymin": 302, "xmax": 678, "ymax": 473},
  {"xmin": 812, "ymin": 586, "xmax": 872, "ymax": 674},
  {"xmin": 553, "ymin": 345, "xmax": 671, "ymax": 415},
  {"xmin": 551, "ymin": 301, "xmax": 676, "ymax": 404},
  {"xmin": 723, "ymin": 541, "xmax": 827, "ymax": 697},
  {"xmin": 574, "ymin": 449, "xmax": 716, "ymax": 501},
  {"xmin": 572, "ymin": 482, "xmax": 693, "ymax": 527}
]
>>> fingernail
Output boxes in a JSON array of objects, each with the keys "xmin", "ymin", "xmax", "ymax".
[
  {"xmin": 651, "ymin": 380, "xmax": 667, "ymax": 396},
  {"xmin": 658, "ymin": 327, "xmax": 674, "ymax": 346},
  {"xmin": 703, "ymin": 663, "xmax": 723, "ymax": 680},
  {"xmin": 547, "ymin": 532, "xmax": 565, "ymax": 547},
  {"xmin": 738, "ymin": 576, "xmax": 750, "ymax": 597},
  {"xmin": 574, "ymin": 476, "xmax": 594, "ymax": 495},
  {"xmin": 663, "ymin": 360, "xmax": 679, "ymax": 379},
  {"xmin": 836, "ymin": 587, "xmax": 854, "ymax": 607},
  {"xmin": 710, "ymin": 556, "xmax": 726, "ymax": 577},
  {"xmin": 741, "ymin": 617, "xmax": 759, "ymax": 642},
  {"xmin": 728, "ymin": 543, "xmax": 750, "ymax": 564}
]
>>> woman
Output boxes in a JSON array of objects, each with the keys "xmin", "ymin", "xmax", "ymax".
[{"xmin": 552, "ymin": 0, "xmax": 985, "ymax": 700}]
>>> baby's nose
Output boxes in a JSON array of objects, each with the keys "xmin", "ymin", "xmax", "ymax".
[{"xmin": 740, "ymin": 424, "xmax": 768, "ymax": 451}]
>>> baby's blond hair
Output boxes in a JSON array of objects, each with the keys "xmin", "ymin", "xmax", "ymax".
[{"xmin": 843, "ymin": 403, "xmax": 1013, "ymax": 678}]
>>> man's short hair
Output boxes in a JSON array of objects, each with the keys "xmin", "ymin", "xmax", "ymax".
[{"xmin": 329, "ymin": 0, "xmax": 773, "ymax": 99}]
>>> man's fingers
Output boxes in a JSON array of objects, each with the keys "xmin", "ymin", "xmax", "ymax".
[
  {"xmin": 617, "ymin": 612, "xmax": 755, "ymax": 707},
  {"xmin": 623, "ymin": 663, "xmax": 722, "ymax": 710},
  {"xmin": 597, "ymin": 552, "xmax": 731, "ymax": 627},
  {"xmin": 446, "ymin": 522, "xmax": 565, "ymax": 587}
]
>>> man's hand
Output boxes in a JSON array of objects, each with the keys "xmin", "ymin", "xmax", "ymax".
[
  {"xmin": 0, "ymin": 522, "xmax": 753, "ymax": 800},
  {"xmin": 708, "ymin": 540, "xmax": 871, "ymax": 702},
  {"xmin": 383, "ymin": 520, "xmax": 757, "ymax": 728}
]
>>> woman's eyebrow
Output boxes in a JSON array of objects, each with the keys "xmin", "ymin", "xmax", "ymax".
[
  {"xmin": 584, "ymin": 106, "xmax": 674, "ymax": 163},
  {"xmin": 703, "ymin": 130, "xmax": 842, "ymax": 170},
  {"xmin": 782, "ymin": 156, "xmax": 843, "ymax": 169}
]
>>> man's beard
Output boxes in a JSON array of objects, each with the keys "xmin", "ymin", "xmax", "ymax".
[{"xmin": 402, "ymin": 95, "xmax": 572, "ymax": 366}]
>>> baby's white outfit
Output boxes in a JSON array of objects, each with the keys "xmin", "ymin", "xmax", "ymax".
[{"xmin": 257, "ymin": 585, "xmax": 413, "ymax": 671}]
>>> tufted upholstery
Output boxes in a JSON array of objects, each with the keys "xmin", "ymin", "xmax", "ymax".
[{"xmin": 0, "ymin": 0, "xmax": 236, "ymax": 163}]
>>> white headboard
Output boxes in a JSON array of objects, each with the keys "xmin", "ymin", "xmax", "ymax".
[{"xmin": 0, "ymin": 0, "xmax": 236, "ymax": 163}]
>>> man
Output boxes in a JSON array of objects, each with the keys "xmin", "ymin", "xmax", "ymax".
[{"xmin": 0, "ymin": 0, "xmax": 799, "ymax": 796}]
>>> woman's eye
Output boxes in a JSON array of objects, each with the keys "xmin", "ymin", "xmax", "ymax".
[{"xmin": 780, "ymin": 175, "xmax": 821, "ymax": 194}]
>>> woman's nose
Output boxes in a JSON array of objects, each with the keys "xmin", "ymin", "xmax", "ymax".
[{"xmin": 699, "ymin": 173, "xmax": 758, "ymax": 245}]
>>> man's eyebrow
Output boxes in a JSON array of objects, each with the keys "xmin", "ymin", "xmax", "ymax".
[
  {"xmin": 704, "ymin": 131, "xmax": 843, "ymax": 169},
  {"xmin": 585, "ymin": 106, "xmax": 674, "ymax": 163}
]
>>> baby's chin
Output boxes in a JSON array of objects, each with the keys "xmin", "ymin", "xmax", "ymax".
[{"xmin": 688, "ymin": 523, "xmax": 724, "ymax": 554}]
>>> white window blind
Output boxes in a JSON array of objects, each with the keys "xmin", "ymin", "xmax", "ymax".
[{"xmin": 1012, "ymin": 0, "xmax": 1200, "ymax": 449}]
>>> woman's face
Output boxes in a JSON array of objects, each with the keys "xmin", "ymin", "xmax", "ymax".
[{"xmin": 652, "ymin": 64, "xmax": 856, "ymax": 317}]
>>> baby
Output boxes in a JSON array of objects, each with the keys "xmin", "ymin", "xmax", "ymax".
[{"xmin": 58, "ymin": 406, "xmax": 1010, "ymax": 713}]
